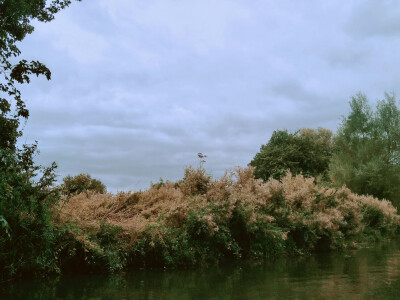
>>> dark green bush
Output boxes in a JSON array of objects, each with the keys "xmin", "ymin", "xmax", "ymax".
[
  {"xmin": 250, "ymin": 128, "xmax": 333, "ymax": 181},
  {"xmin": 0, "ymin": 145, "xmax": 60, "ymax": 279},
  {"xmin": 62, "ymin": 173, "xmax": 107, "ymax": 197}
]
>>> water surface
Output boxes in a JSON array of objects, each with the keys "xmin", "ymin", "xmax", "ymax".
[{"xmin": 2, "ymin": 240, "xmax": 400, "ymax": 299}]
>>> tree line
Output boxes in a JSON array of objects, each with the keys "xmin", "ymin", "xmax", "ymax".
[
  {"xmin": 64, "ymin": 91, "xmax": 400, "ymax": 211},
  {"xmin": 250, "ymin": 92, "xmax": 400, "ymax": 208}
]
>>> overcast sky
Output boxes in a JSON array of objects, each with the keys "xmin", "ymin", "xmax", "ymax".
[{"xmin": 17, "ymin": 0, "xmax": 400, "ymax": 192}]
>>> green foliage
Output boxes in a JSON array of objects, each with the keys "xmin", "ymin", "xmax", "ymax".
[
  {"xmin": 0, "ymin": 0, "xmax": 81, "ymax": 128},
  {"xmin": 123, "ymin": 202, "xmax": 285, "ymax": 269},
  {"xmin": 62, "ymin": 173, "xmax": 107, "ymax": 197},
  {"xmin": 250, "ymin": 127, "xmax": 333, "ymax": 181},
  {"xmin": 0, "ymin": 216, "xmax": 10, "ymax": 239},
  {"xmin": 0, "ymin": 0, "xmax": 80, "ymax": 280},
  {"xmin": 91, "ymin": 222, "xmax": 126, "ymax": 273},
  {"xmin": 330, "ymin": 93, "xmax": 400, "ymax": 208},
  {"xmin": 0, "ymin": 135, "xmax": 60, "ymax": 279},
  {"xmin": 128, "ymin": 225, "xmax": 197, "ymax": 268},
  {"xmin": 150, "ymin": 178, "xmax": 166, "ymax": 190},
  {"xmin": 228, "ymin": 204, "xmax": 285, "ymax": 259},
  {"xmin": 48, "ymin": 221, "xmax": 128, "ymax": 274}
]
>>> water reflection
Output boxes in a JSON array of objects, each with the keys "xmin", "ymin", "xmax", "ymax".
[{"xmin": 2, "ymin": 240, "xmax": 400, "ymax": 300}]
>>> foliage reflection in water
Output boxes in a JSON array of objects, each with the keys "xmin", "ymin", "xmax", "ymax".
[{"xmin": 2, "ymin": 240, "xmax": 400, "ymax": 300}]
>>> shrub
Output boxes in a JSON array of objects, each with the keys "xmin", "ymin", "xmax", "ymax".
[
  {"xmin": 0, "ymin": 144, "xmax": 61, "ymax": 280},
  {"xmin": 62, "ymin": 173, "xmax": 107, "ymax": 197},
  {"xmin": 250, "ymin": 128, "xmax": 333, "ymax": 181},
  {"xmin": 180, "ymin": 167, "xmax": 211, "ymax": 196},
  {"xmin": 55, "ymin": 166, "xmax": 400, "ymax": 272}
]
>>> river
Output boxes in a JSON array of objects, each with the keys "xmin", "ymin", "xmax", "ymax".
[{"xmin": 1, "ymin": 239, "xmax": 400, "ymax": 299}]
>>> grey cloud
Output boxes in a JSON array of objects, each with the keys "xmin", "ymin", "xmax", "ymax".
[
  {"xmin": 324, "ymin": 47, "xmax": 371, "ymax": 68},
  {"xmin": 270, "ymin": 79, "xmax": 346, "ymax": 128},
  {"xmin": 272, "ymin": 80, "xmax": 318, "ymax": 103},
  {"xmin": 15, "ymin": 0, "xmax": 400, "ymax": 192},
  {"xmin": 346, "ymin": 0, "xmax": 400, "ymax": 39}
]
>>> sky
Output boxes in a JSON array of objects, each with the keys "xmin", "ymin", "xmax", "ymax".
[{"xmin": 17, "ymin": 0, "xmax": 400, "ymax": 192}]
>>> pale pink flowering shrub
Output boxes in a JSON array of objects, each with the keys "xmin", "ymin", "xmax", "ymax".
[{"xmin": 56, "ymin": 166, "xmax": 400, "ymax": 270}]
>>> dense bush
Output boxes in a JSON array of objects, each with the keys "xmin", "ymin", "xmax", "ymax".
[
  {"xmin": 179, "ymin": 166, "xmax": 211, "ymax": 196},
  {"xmin": 250, "ymin": 128, "xmax": 333, "ymax": 181},
  {"xmin": 0, "ymin": 143, "xmax": 60, "ymax": 279},
  {"xmin": 56, "ymin": 166, "xmax": 399, "ymax": 272},
  {"xmin": 62, "ymin": 173, "xmax": 107, "ymax": 197}
]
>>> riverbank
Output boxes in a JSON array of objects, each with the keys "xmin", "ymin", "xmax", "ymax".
[
  {"xmin": 2, "ymin": 235, "xmax": 400, "ymax": 299},
  {"xmin": 52, "ymin": 167, "xmax": 399, "ymax": 273}
]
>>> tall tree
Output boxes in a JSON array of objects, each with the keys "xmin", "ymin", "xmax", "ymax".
[
  {"xmin": 250, "ymin": 128, "xmax": 333, "ymax": 181},
  {"xmin": 329, "ymin": 93, "xmax": 400, "ymax": 207},
  {"xmin": 0, "ymin": 0, "xmax": 80, "ymax": 279}
]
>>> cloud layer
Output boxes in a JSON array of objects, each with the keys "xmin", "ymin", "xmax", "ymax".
[{"xmin": 17, "ymin": 0, "xmax": 400, "ymax": 191}]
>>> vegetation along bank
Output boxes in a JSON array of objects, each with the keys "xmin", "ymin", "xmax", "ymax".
[
  {"xmin": 53, "ymin": 166, "xmax": 399, "ymax": 274},
  {"xmin": 1, "ymin": 0, "xmax": 400, "ymax": 282}
]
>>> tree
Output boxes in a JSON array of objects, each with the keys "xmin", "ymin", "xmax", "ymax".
[
  {"xmin": 0, "ymin": 0, "xmax": 80, "ymax": 279},
  {"xmin": 329, "ymin": 93, "xmax": 400, "ymax": 208},
  {"xmin": 62, "ymin": 173, "xmax": 107, "ymax": 197},
  {"xmin": 250, "ymin": 128, "xmax": 333, "ymax": 181}
]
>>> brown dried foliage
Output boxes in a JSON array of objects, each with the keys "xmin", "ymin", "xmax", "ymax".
[{"xmin": 57, "ymin": 166, "xmax": 399, "ymax": 250}]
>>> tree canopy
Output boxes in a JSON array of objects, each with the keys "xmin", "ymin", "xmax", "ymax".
[
  {"xmin": 250, "ymin": 128, "xmax": 334, "ymax": 181},
  {"xmin": 0, "ymin": 0, "xmax": 79, "ymax": 279},
  {"xmin": 62, "ymin": 173, "xmax": 107, "ymax": 196},
  {"xmin": 329, "ymin": 93, "xmax": 400, "ymax": 208}
]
